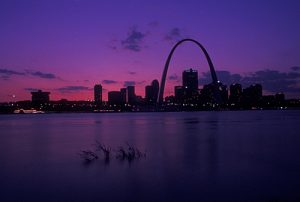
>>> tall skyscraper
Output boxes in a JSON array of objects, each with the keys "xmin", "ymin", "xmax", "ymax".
[
  {"xmin": 126, "ymin": 86, "xmax": 136, "ymax": 104},
  {"xmin": 219, "ymin": 83, "xmax": 228, "ymax": 103},
  {"xmin": 175, "ymin": 86, "xmax": 184, "ymax": 103},
  {"xmin": 200, "ymin": 83, "xmax": 214, "ymax": 104},
  {"xmin": 182, "ymin": 68, "xmax": 199, "ymax": 100},
  {"xmin": 242, "ymin": 84, "xmax": 263, "ymax": 107},
  {"xmin": 229, "ymin": 83, "xmax": 242, "ymax": 104},
  {"xmin": 182, "ymin": 68, "xmax": 198, "ymax": 91},
  {"xmin": 145, "ymin": 79, "xmax": 159, "ymax": 104},
  {"xmin": 145, "ymin": 85, "xmax": 153, "ymax": 103},
  {"xmin": 151, "ymin": 79, "xmax": 159, "ymax": 103},
  {"xmin": 94, "ymin": 84, "xmax": 102, "ymax": 104},
  {"xmin": 120, "ymin": 88, "xmax": 127, "ymax": 104}
]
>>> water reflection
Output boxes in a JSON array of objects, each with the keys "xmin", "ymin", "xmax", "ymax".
[
  {"xmin": 182, "ymin": 115, "xmax": 219, "ymax": 176},
  {"xmin": 183, "ymin": 117, "xmax": 200, "ymax": 124},
  {"xmin": 0, "ymin": 111, "xmax": 300, "ymax": 201}
]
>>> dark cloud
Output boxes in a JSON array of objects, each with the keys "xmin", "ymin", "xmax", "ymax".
[
  {"xmin": 0, "ymin": 68, "xmax": 60, "ymax": 80},
  {"xmin": 29, "ymin": 71, "xmax": 57, "ymax": 79},
  {"xmin": 0, "ymin": 68, "xmax": 25, "ymax": 76},
  {"xmin": 242, "ymin": 70, "xmax": 299, "ymax": 83},
  {"xmin": 137, "ymin": 80, "xmax": 146, "ymax": 85},
  {"xmin": 199, "ymin": 69, "xmax": 300, "ymax": 94},
  {"xmin": 56, "ymin": 86, "xmax": 91, "ymax": 93},
  {"xmin": 102, "ymin": 80, "xmax": 117, "ymax": 84},
  {"xmin": 199, "ymin": 71, "xmax": 242, "ymax": 85},
  {"xmin": 291, "ymin": 66, "xmax": 300, "ymax": 71},
  {"xmin": 128, "ymin": 71, "xmax": 137, "ymax": 75},
  {"xmin": 168, "ymin": 74, "xmax": 180, "ymax": 81},
  {"xmin": 0, "ymin": 69, "xmax": 25, "ymax": 80},
  {"xmin": 164, "ymin": 28, "xmax": 184, "ymax": 42},
  {"xmin": 121, "ymin": 27, "xmax": 146, "ymax": 52},
  {"xmin": 124, "ymin": 81, "xmax": 136, "ymax": 87},
  {"xmin": 241, "ymin": 69, "xmax": 300, "ymax": 93},
  {"xmin": 24, "ymin": 88, "xmax": 40, "ymax": 92}
]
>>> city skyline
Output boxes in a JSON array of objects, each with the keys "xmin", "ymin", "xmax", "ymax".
[
  {"xmin": 0, "ymin": 0, "xmax": 300, "ymax": 102},
  {"xmin": 2, "ymin": 67, "xmax": 293, "ymax": 114},
  {"xmin": 25, "ymin": 68, "xmax": 286, "ymax": 104}
]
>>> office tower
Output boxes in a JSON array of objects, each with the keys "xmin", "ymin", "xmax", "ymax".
[
  {"xmin": 94, "ymin": 84, "xmax": 102, "ymax": 104},
  {"xmin": 219, "ymin": 83, "xmax": 228, "ymax": 103},
  {"xmin": 200, "ymin": 83, "xmax": 215, "ymax": 104},
  {"xmin": 145, "ymin": 85, "xmax": 153, "ymax": 103},
  {"xmin": 182, "ymin": 69, "xmax": 198, "ymax": 100},
  {"xmin": 31, "ymin": 90, "xmax": 50, "ymax": 105},
  {"xmin": 229, "ymin": 83, "xmax": 242, "ymax": 104},
  {"xmin": 126, "ymin": 86, "xmax": 136, "ymax": 104},
  {"xmin": 108, "ymin": 91, "xmax": 122, "ymax": 105},
  {"xmin": 242, "ymin": 84, "xmax": 263, "ymax": 107},
  {"xmin": 145, "ymin": 79, "xmax": 159, "ymax": 104},
  {"xmin": 120, "ymin": 88, "xmax": 127, "ymax": 104},
  {"xmin": 182, "ymin": 68, "xmax": 198, "ymax": 92},
  {"xmin": 151, "ymin": 79, "xmax": 159, "ymax": 103},
  {"xmin": 243, "ymin": 84, "xmax": 262, "ymax": 99},
  {"xmin": 274, "ymin": 92, "xmax": 285, "ymax": 107},
  {"xmin": 175, "ymin": 86, "xmax": 184, "ymax": 103}
]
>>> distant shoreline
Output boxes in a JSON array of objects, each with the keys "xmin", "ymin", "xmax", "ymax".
[{"xmin": 1, "ymin": 108, "xmax": 299, "ymax": 115}]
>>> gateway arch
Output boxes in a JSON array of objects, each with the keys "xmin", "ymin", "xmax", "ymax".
[{"xmin": 157, "ymin": 38, "xmax": 222, "ymax": 104}]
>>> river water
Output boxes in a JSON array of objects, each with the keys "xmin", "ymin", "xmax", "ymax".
[{"xmin": 0, "ymin": 111, "xmax": 300, "ymax": 201}]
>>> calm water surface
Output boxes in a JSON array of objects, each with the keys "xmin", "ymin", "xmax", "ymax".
[{"xmin": 0, "ymin": 111, "xmax": 300, "ymax": 201}]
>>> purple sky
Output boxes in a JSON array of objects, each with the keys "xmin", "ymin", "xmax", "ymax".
[{"xmin": 0, "ymin": 0, "xmax": 299, "ymax": 101}]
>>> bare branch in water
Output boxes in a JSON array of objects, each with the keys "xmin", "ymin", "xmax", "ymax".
[
  {"xmin": 78, "ymin": 150, "xmax": 98, "ymax": 162},
  {"xmin": 116, "ymin": 143, "xmax": 146, "ymax": 161},
  {"xmin": 79, "ymin": 141, "xmax": 146, "ymax": 164},
  {"xmin": 95, "ymin": 141, "xmax": 111, "ymax": 160}
]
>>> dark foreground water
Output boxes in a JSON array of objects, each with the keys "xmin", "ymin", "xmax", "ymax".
[{"xmin": 0, "ymin": 111, "xmax": 300, "ymax": 202}]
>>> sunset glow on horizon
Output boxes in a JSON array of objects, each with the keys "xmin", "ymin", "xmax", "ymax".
[{"xmin": 1, "ymin": 0, "xmax": 299, "ymax": 102}]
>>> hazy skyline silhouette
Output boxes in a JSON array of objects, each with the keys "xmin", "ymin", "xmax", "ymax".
[{"xmin": 0, "ymin": 0, "xmax": 299, "ymax": 101}]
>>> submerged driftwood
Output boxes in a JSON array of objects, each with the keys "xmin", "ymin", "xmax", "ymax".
[
  {"xmin": 78, "ymin": 150, "xmax": 98, "ymax": 162},
  {"xmin": 95, "ymin": 141, "xmax": 111, "ymax": 160},
  {"xmin": 79, "ymin": 141, "xmax": 146, "ymax": 163},
  {"xmin": 116, "ymin": 143, "xmax": 146, "ymax": 161}
]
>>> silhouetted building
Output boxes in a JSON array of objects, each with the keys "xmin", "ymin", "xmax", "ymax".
[
  {"xmin": 165, "ymin": 95, "xmax": 175, "ymax": 104},
  {"xmin": 120, "ymin": 88, "xmax": 127, "ymax": 104},
  {"xmin": 145, "ymin": 79, "xmax": 159, "ymax": 104},
  {"xmin": 175, "ymin": 86, "xmax": 184, "ymax": 103},
  {"xmin": 94, "ymin": 84, "xmax": 102, "ymax": 104},
  {"xmin": 229, "ymin": 83, "xmax": 242, "ymax": 105},
  {"xmin": 108, "ymin": 91, "xmax": 122, "ymax": 105},
  {"xmin": 31, "ymin": 90, "xmax": 50, "ymax": 105},
  {"xmin": 275, "ymin": 93, "xmax": 285, "ymax": 106},
  {"xmin": 219, "ymin": 83, "xmax": 228, "ymax": 104},
  {"xmin": 200, "ymin": 83, "xmax": 215, "ymax": 105},
  {"xmin": 182, "ymin": 68, "xmax": 198, "ymax": 98},
  {"xmin": 260, "ymin": 92, "xmax": 285, "ymax": 108},
  {"xmin": 262, "ymin": 95, "xmax": 276, "ymax": 107},
  {"xmin": 145, "ymin": 85, "xmax": 153, "ymax": 102},
  {"xmin": 200, "ymin": 82, "xmax": 227, "ymax": 106},
  {"xmin": 135, "ymin": 95, "xmax": 144, "ymax": 105},
  {"xmin": 242, "ymin": 84, "xmax": 263, "ymax": 107},
  {"xmin": 126, "ymin": 86, "xmax": 136, "ymax": 105},
  {"xmin": 151, "ymin": 79, "xmax": 159, "ymax": 103}
]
